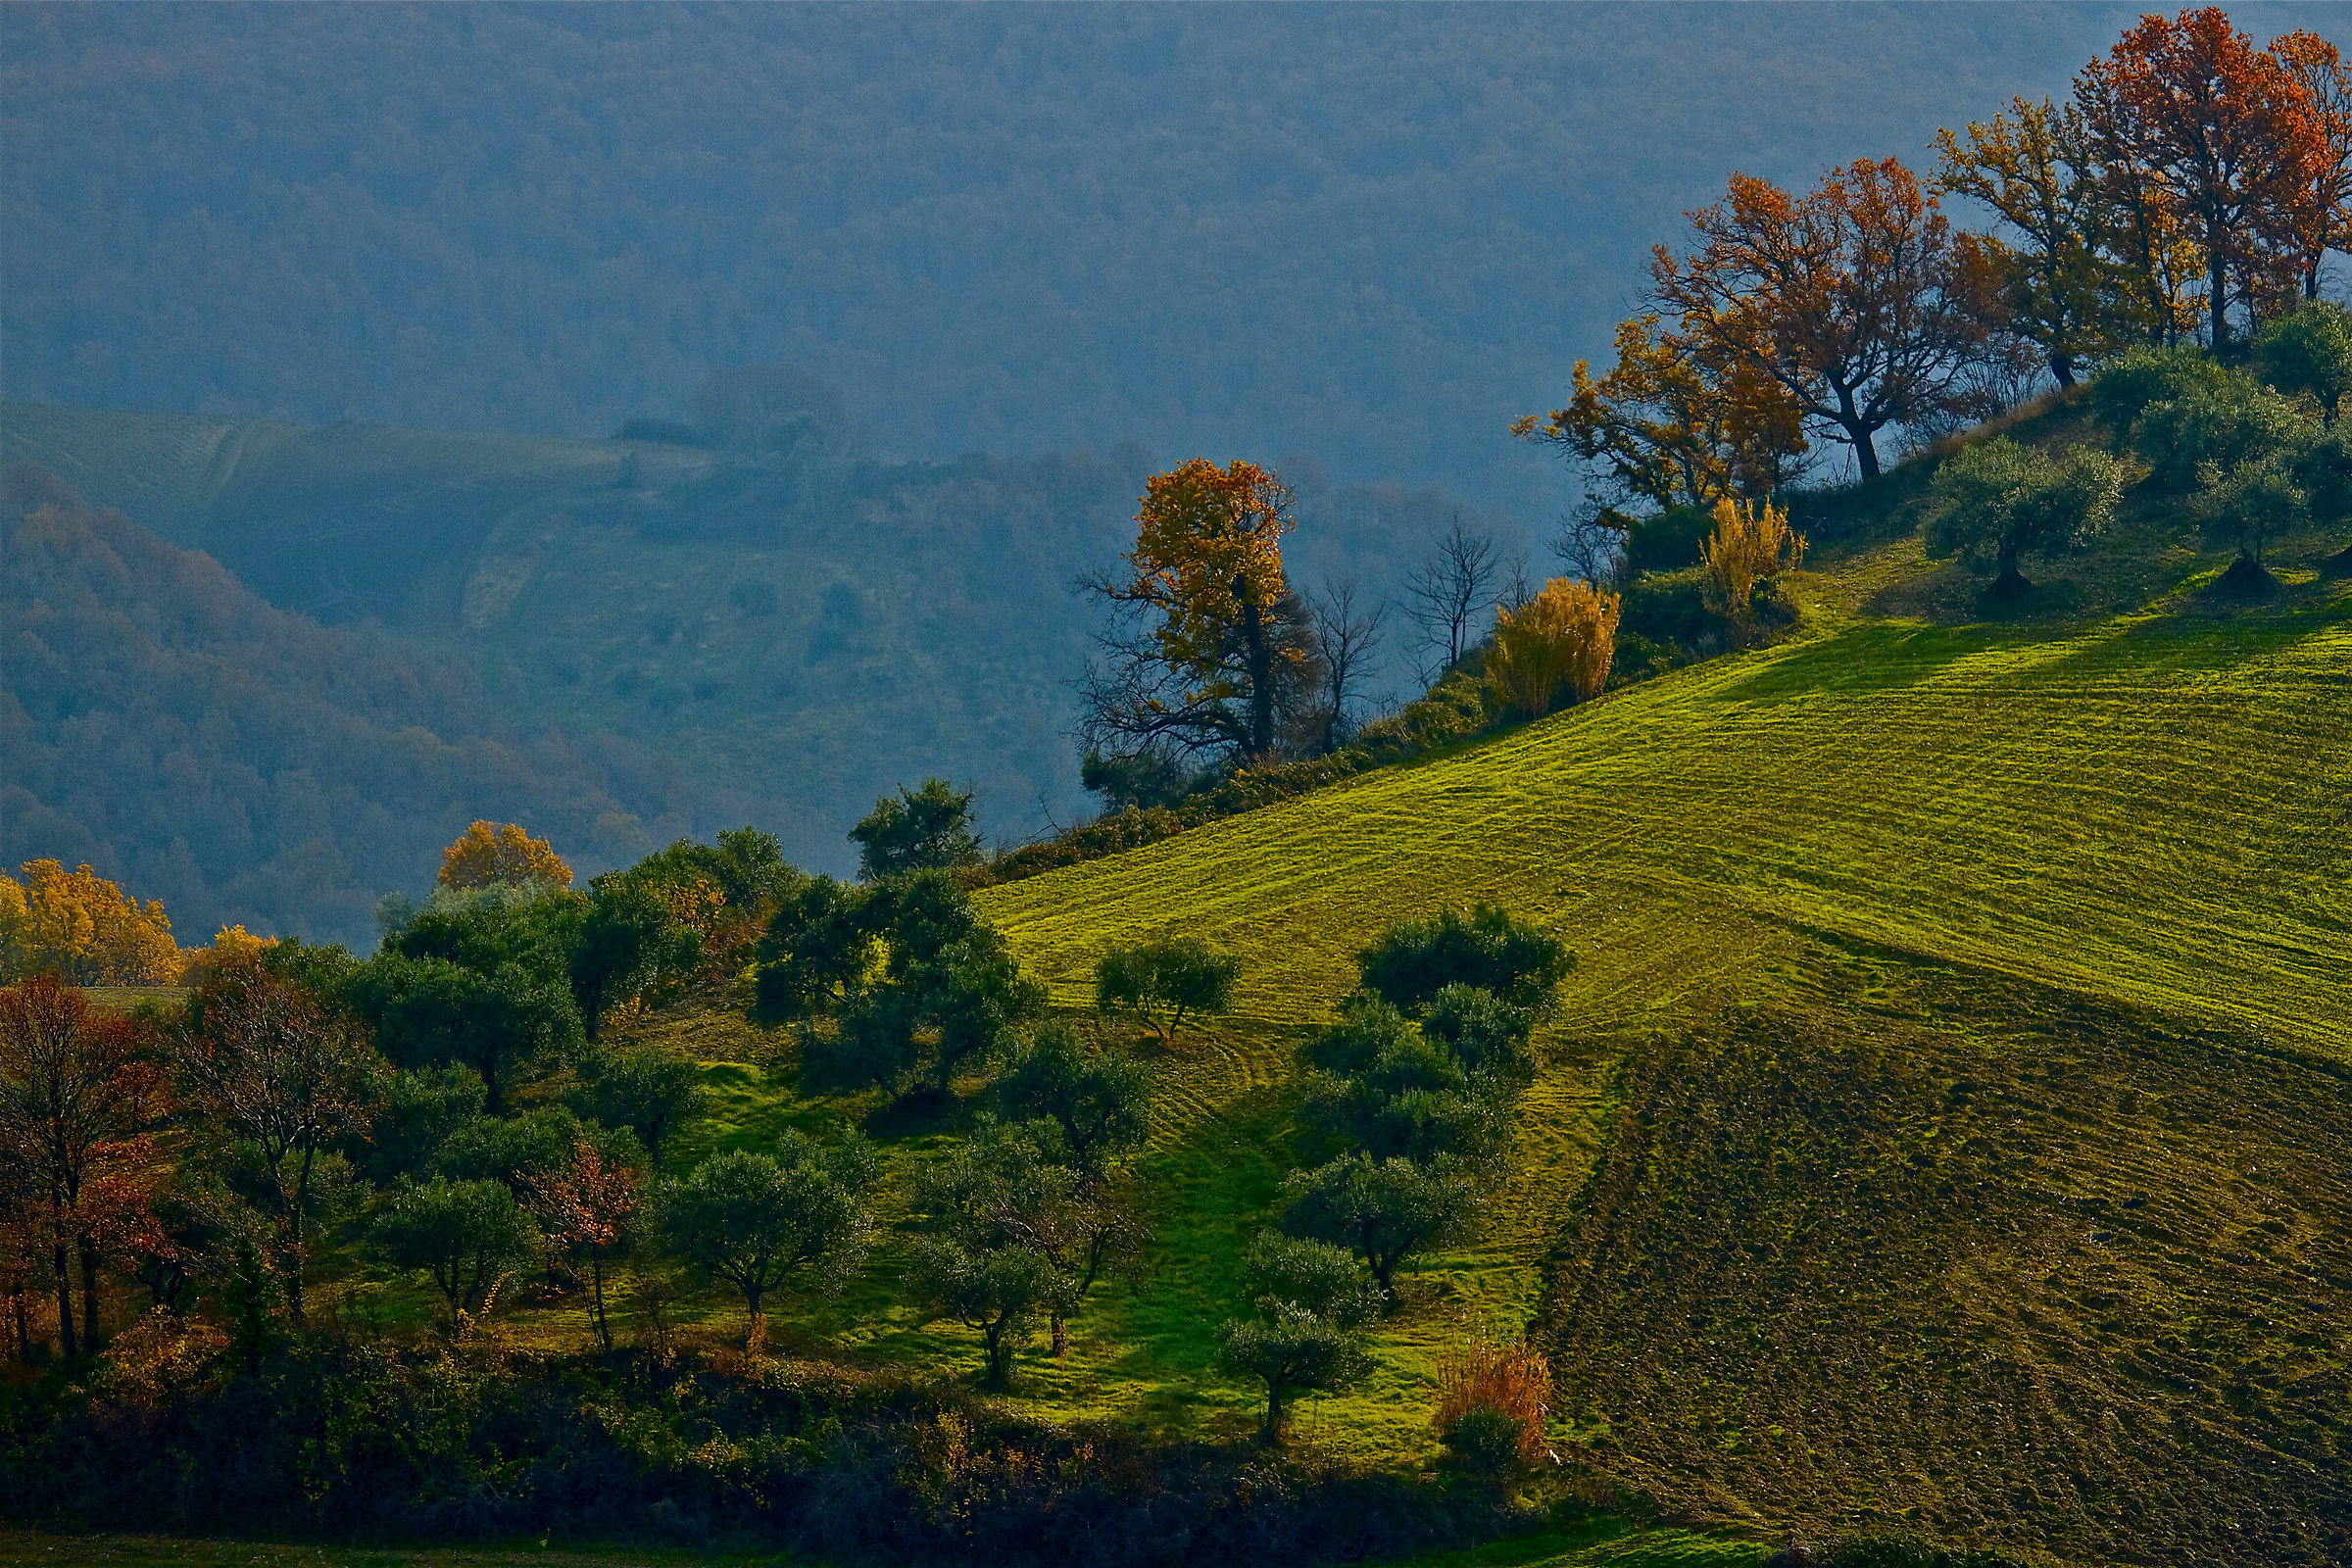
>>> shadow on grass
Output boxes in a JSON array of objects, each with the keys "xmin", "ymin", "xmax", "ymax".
[{"xmin": 1712, "ymin": 620, "xmax": 2048, "ymax": 704}]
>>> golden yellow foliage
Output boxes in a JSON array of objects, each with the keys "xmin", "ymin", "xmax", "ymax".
[
  {"xmin": 1123, "ymin": 458, "xmax": 1299, "ymax": 686},
  {"xmin": 0, "ymin": 859, "xmax": 180, "ymax": 985},
  {"xmin": 1699, "ymin": 497, "xmax": 1806, "ymax": 633},
  {"xmin": 437, "ymin": 820, "xmax": 573, "ymax": 891},
  {"xmin": 1486, "ymin": 577, "xmax": 1621, "ymax": 718},
  {"xmin": 178, "ymin": 923, "xmax": 277, "ymax": 987}
]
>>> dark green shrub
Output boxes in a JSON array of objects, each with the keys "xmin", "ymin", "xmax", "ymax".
[
  {"xmin": 1356, "ymin": 904, "xmax": 1569, "ymax": 1017},
  {"xmin": 2255, "ymin": 300, "xmax": 2352, "ymax": 425},
  {"xmin": 2088, "ymin": 343, "xmax": 2230, "ymax": 433}
]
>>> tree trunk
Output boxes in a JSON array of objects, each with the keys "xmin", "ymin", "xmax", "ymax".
[
  {"xmin": 589, "ymin": 1256, "xmax": 611, "ymax": 1351},
  {"xmin": 983, "ymin": 1319, "xmax": 1009, "ymax": 1388},
  {"xmin": 2210, "ymin": 247, "xmax": 2230, "ymax": 351},
  {"xmin": 1845, "ymin": 422, "xmax": 1882, "ymax": 481},
  {"xmin": 1051, "ymin": 1309, "xmax": 1067, "ymax": 1359},
  {"xmin": 1990, "ymin": 540, "xmax": 2031, "ymax": 600},
  {"xmin": 11, "ymin": 1288, "xmax": 29, "ymax": 1361},
  {"xmin": 2048, "ymin": 352, "xmax": 2077, "ymax": 390},
  {"xmin": 1262, "ymin": 1382, "xmax": 1286, "ymax": 1443},
  {"xmin": 52, "ymin": 1215, "xmax": 75, "ymax": 1359},
  {"xmin": 77, "ymin": 1235, "xmax": 101, "ymax": 1350},
  {"xmin": 1236, "ymin": 576, "xmax": 1274, "ymax": 760}
]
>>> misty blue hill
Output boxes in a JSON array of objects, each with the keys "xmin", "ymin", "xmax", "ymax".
[
  {"xmin": 1, "ymin": 400, "xmax": 1500, "ymax": 918},
  {"xmin": 8, "ymin": 2, "xmax": 2339, "ymax": 520}
]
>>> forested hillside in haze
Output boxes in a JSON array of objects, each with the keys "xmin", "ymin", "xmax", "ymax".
[
  {"xmin": 3, "ymin": 401, "xmax": 1504, "ymax": 901},
  {"xmin": 0, "ymin": 466, "xmax": 768, "ymax": 948},
  {"xmin": 8, "ymin": 2, "xmax": 2337, "ymax": 514}
]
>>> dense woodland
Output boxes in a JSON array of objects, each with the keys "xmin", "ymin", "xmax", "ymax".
[{"xmin": 5, "ymin": 9, "xmax": 2352, "ymax": 1568}]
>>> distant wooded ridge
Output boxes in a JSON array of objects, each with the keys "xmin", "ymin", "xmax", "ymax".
[{"xmin": 13, "ymin": 2, "xmax": 2336, "ymax": 517}]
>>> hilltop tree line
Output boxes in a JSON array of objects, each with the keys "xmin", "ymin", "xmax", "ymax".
[{"xmin": 1521, "ymin": 8, "xmax": 2352, "ymax": 504}]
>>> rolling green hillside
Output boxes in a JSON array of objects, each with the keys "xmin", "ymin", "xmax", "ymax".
[{"xmin": 958, "ymin": 538, "xmax": 2352, "ymax": 1564}]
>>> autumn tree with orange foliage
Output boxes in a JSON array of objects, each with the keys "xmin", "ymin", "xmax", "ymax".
[
  {"xmin": 1513, "ymin": 313, "xmax": 1807, "ymax": 510},
  {"xmin": 1486, "ymin": 579, "xmax": 1621, "ymax": 719},
  {"xmin": 0, "ymin": 860, "xmax": 180, "ymax": 986},
  {"xmin": 1650, "ymin": 157, "xmax": 1995, "ymax": 481},
  {"xmin": 438, "ymin": 821, "xmax": 573, "ymax": 892},
  {"xmin": 0, "ymin": 974, "xmax": 163, "ymax": 1355},
  {"xmin": 1935, "ymin": 98, "xmax": 2136, "ymax": 388},
  {"xmin": 1081, "ymin": 458, "xmax": 1320, "ymax": 766},
  {"xmin": 2272, "ymin": 30, "xmax": 2352, "ymax": 303},
  {"xmin": 2081, "ymin": 8, "xmax": 2325, "ymax": 347},
  {"xmin": 175, "ymin": 954, "xmax": 384, "ymax": 1322}
]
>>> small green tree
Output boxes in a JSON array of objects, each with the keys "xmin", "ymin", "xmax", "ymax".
[
  {"xmin": 567, "ymin": 880, "xmax": 700, "ymax": 1040},
  {"xmin": 910, "ymin": 1118, "xmax": 1139, "ymax": 1378},
  {"xmin": 748, "ymin": 875, "xmax": 875, "ymax": 1024},
  {"xmin": 566, "ymin": 1043, "xmax": 707, "ymax": 1161},
  {"xmin": 351, "ymin": 952, "xmax": 581, "ymax": 1115},
  {"xmin": 2189, "ymin": 458, "xmax": 2308, "ymax": 575},
  {"xmin": 1215, "ymin": 1233, "xmax": 1378, "ymax": 1442},
  {"xmin": 1094, "ymin": 936, "xmax": 1240, "ymax": 1044},
  {"xmin": 1281, "ymin": 1152, "xmax": 1476, "ymax": 1303},
  {"xmin": 2257, "ymin": 301, "xmax": 2352, "ymax": 426},
  {"xmin": 851, "ymin": 778, "xmax": 984, "ymax": 881},
  {"xmin": 991, "ymin": 1023, "xmax": 1152, "ymax": 1176},
  {"xmin": 1299, "ymin": 994, "xmax": 1514, "ymax": 1169},
  {"xmin": 373, "ymin": 1175, "xmax": 538, "ymax": 1335},
  {"xmin": 1924, "ymin": 437, "xmax": 2127, "ymax": 598},
  {"xmin": 658, "ymin": 1137, "xmax": 876, "ymax": 1348},
  {"xmin": 767, "ymin": 870, "xmax": 1043, "ymax": 1099}
]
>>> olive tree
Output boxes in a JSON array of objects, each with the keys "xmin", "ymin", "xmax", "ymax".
[{"xmin": 659, "ymin": 1136, "xmax": 876, "ymax": 1347}]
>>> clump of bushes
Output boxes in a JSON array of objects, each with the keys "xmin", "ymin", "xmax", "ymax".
[{"xmin": 1434, "ymin": 1336, "xmax": 1553, "ymax": 1482}]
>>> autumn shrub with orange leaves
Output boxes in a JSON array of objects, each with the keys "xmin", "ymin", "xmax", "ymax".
[
  {"xmin": 0, "ymin": 859, "xmax": 180, "ymax": 986},
  {"xmin": 1434, "ymin": 1334, "xmax": 1554, "ymax": 1481},
  {"xmin": 438, "ymin": 820, "xmax": 573, "ymax": 891},
  {"xmin": 1485, "ymin": 579, "xmax": 1622, "ymax": 719}
]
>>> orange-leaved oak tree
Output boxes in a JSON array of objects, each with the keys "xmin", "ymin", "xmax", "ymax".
[
  {"xmin": 0, "ymin": 974, "xmax": 163, "ymax": 1356},
  {"xmin": 2271, "ymin": 29, "xmax": 2352, "ymax": 303},
  {"xmin": 1081, "ymin": 458, "xmax": 1319, "ymax": 767},
  {"xmin": 1934, "ymin": 97, "xmax": 2134, "ymax": 387},
  {"xmin": 1649, "ymin": 157, "xmax": 1995, "ymax": 482},
  {"xmin": 1513, "ymin": 312, "xmax": 1806, "ymax": 509},
  {"xmin": 2080, "ymin": 8, "xmax": 2324, "ymax": 346}
]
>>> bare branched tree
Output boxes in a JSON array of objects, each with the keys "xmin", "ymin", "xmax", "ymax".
[
  {"xmin": 1403, "ymin": 515, "xmax": 1500, "ymax": 683},
  {"xmin": 1309, "ymin": 579, "xmax": 1388, "ymax": 754},
  {"xmin": 1548, "ymin": 501, "xmax": 1634, "ymax": 590}
]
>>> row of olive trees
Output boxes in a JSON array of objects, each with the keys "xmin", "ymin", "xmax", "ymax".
[{"xmin": 1216, "ymin": 905, "xmax": 1569, "ymax": 1442}]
